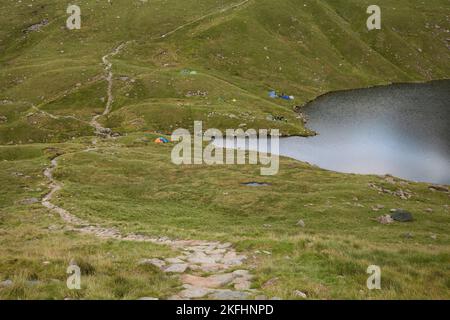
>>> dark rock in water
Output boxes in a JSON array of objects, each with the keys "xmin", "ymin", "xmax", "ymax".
[
  {"xmin": 391, "ymin": 210, "xmax": 413, "ymax": 222},
  {"xmin": 241, "ymin": 182, "xmax": 270, "ymax": 187}
]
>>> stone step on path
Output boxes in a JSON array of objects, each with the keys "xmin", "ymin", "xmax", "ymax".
[{"xmin": 140, "ymin": 241, "xmax": 256, "ymax": 300}]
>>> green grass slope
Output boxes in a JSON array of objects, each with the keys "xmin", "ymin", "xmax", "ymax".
[
  {"xmin": 0, "ymin": 0, "xmax": 449, "ymax": 300},
  {"xmin": 1, "ymin": 137, "xmax": 449, "ymax": 299},
  {"xmin": 0, "ymin": 0, "xmax": 449, "ymax": 142}
]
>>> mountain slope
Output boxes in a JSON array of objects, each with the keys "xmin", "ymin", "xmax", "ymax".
[{"xmin": 0, "ymin": 0, "xmax": 449, "ymax": 143}]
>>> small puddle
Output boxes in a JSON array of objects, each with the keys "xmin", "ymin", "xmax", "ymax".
[{"xmin": 241, "ymin": 182, "xmax": 270, "ymax": 187}]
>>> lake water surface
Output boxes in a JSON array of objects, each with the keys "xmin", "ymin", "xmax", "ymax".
[
  {"xmin": 283, "ymin": 80, "xmax": 450, "ymax": 184},
  {"xmin": 218, "ymin": 81, "xmax": 450, "ymax": 184}
]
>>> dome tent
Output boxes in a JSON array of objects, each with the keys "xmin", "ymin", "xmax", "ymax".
[{"xmin": 155, "ymin": 137, "xmax": 170, "ymax": 144}]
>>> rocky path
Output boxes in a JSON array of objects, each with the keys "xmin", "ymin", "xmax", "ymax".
[
  {"xmin": 90, "ymin": 43, "xmax": 127, "ymax": 138},
  {"xmin": 42, "ymin": 154, "xmax": 255, "ymax": 299},
  {"xmin": 40, "ymin": 44, "xmax": 257, "ymax": 300}
]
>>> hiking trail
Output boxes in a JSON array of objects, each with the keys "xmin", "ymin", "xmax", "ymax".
[
  {"xmin": 156, "ymin": 0, "xmax": 250, "ymax": 39},
  {"xmin": 41, "ymin": 43, "xmax": 257, "ymax": 300},
  {"xmin": 90, "ymin": 43, "xmax": 127, "ymax": 138}
]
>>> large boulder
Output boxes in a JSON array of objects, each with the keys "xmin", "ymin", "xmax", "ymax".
[{"xmin": 391, "ymin": 210, "xmax": 414, "ymax": 222}]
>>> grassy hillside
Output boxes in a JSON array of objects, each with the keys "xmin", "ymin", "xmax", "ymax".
[
  {"xmin": 1, "ymin": 137, "xmax": 449, "ymax": 299},
  {"xmin": 0, "ymin": 0, "xmax": 449, "ymax": 300},
  {"xmin": 1, "ymin": 0, "xmax": 449, "ymax": 142}
]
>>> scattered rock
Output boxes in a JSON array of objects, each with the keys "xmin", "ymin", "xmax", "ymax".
[
  {"xmin": 262, "ymin": 277, "xmax": 279, "ymax": 289},
  {"xmin": 164, "ymin": 263, "xmax": 188, "ymax": 273},
  {"xmin": 428, "ymin": 185, "xmax": 448, "ymax": 193},
  {"xmin": 0, "ymin": 279, "xmax": 13, "ymax": 287},
  {"xmin": 293, "ymin": 290, "xmax": 307, "ymax": 299},
  {"xmin": 185, "ymin": 90, "xmax": 208, "ymax": 97},
  {"xmin": 181, "ymin": 273, "xmax": 234, "ymax": 289},
  {"xmin": 425, "ymin": 208, "xmax": 433, "ymax": 213},
  {"xmin": 139, "ymin": 258, "xmax": 165, "ymax": 268},
  {"xmin": 208, "ymin": 290, "xmax": 250, "ymax": 300},
  {"xmin": 179, "ymin": 286, "xmax": 211, "ymax": 299},
  {"xmin": 165, "ymin": 257, "xmax": 184, "ymax": 264},
  {"xmin": 430, "ymin": 234, "xmax": 437, "ymax": 240},
  {"xmin": 24, "ymin": 19, "xmax": 49, "ymax": 33},
  {"xmin": 266, "ymin": 114, "xmax": 287, "ymax": 122},
  {"xmin": 98, "ymin": 127, "xmax": 112, "ymax": 135},
  {"xmin": 371, "ymin": 204, "xmax": 385, "ymax": 211},
  {"xmin": 187, "ymin": 256, "xmax": 217, "ymax": 265},
  {"xmin": 296, "ymin": 219, "xmax": 305, "ymax": 227},
  {"xmin": 234, "ymin": 279, "xmax": 252, "ymax": 290},
  {"xmin": 391, "ymin": 210, "xmax": 414, "ymax": 222},
  {"xmin": 17, "ymin": 198, "xmax": 39, "ymax": 205},
  {"xmin": 402, "ymin": 232, "xmax": 414, "ymax": 239},
  {"xmin": 376, "ymin": 214, "xmax": 394, "ymax": 224},
  {"xmin": 217, "ymin": 243, "xmax": 232, "ymax": 249},
  {"xmin": 232, "ymin": 269, "xmax": 251, "ymax": 278},
  {"xmin": 384, "ymin": 175, "xmax": 396, "ymax": 184},
  {"xmin": 197, "ymin": 263, "xmax": 228, "ymax": 273},
  {"xmin": 368, "ymin": 183, "xmax": 413, "ymax": 199},
  {"xmin": 396, "ymin": 189, "xmax": 413, "ymax": 200}
]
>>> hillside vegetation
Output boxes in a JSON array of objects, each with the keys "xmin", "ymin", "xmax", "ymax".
[
  {"xmin": 1, "ymin": 0, "xmax": 449, "ymax": 142},
  {"xmin": 0, "ymin": 0, "xmax": 449, "ymax": 300}
]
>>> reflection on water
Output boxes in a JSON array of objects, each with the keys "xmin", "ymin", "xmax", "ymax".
[
  {"xmin": 217, "ymin": 81, "xmax": 450, "ymax": 184},
  {"xmin": 284, "ymin": 80, "xmax": 450, "ymax": 184}
]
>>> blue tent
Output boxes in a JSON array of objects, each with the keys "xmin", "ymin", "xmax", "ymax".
[
  {"xmin": 268, "ymin": 90, "xmax": 277, "ymax": 98},
  {"xmin": 155, "ymin": 137, "xmax": 170, "ymax": 144}
]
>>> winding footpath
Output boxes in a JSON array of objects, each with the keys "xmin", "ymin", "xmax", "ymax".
[
  {"xmin": 41, "ymin": 44, "xmax": 256, "ymax": 300},
  {"xmin": 156, "ymin": 0, "xmax": 251, "ymax": 39},
  {"xmin": 90, "ymin": 43, "xmax": 127, "ymax": 138}
]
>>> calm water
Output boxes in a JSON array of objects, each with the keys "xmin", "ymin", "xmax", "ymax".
[
  {"xmin": 282, "ymin": 80, "xmax": 450, "ymax": 184},
  {"xmin": 215, "ymin": 81, "xmax": 450, "ymax": 184}
]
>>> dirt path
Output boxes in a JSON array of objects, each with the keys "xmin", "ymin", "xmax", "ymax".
[
  {"xmin": 30, "ymin": 106, "xmax": 88, "ymax": 124},
  {"xmin": 156, "ymin": 0, "xmax": 251, "ymax": 39},
  {"xmin": 40, "ymin": 43, "xmax": 257, "ymax": 300},
  {"xmin": 90, "ymin": 43, "xmax": 127, "ymax": 138},
  {"xmin": 41, "ymin": 152, "xmax": 255, "ymax": 299}
]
